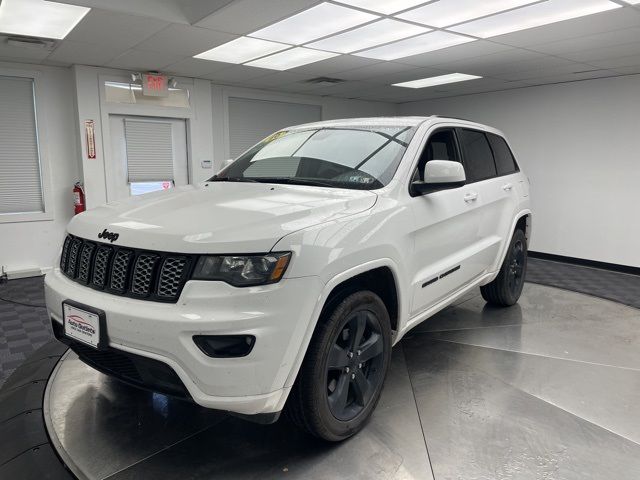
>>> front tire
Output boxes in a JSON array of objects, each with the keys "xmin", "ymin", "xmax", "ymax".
[
  {"xmin": 481, "ymin": 229, "xmax": 528, "ymax": 306},
  {"xmin": 286, "ymin": 290, "xmax": 392, "ymax": 441}
]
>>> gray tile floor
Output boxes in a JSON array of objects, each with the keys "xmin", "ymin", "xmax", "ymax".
[
  {"xmin": 46, "ymin": 282, "xmax": 640, "ymax": 479},
  {"xmin": 2, "ymin": 260, "xmax": 640, "ymax": 479}
]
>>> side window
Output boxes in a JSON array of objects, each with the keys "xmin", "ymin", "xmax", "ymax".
[
  {"xmin": 457, "ymin": 129, "xmax": 497, "ymax": 183},
  {"xmin": 414, "ymin": 128, "xmax": 459, "ymax": 181},
  {"xmin": 487, "ymin": 133, "xmax": 519, "ymax": 175}
]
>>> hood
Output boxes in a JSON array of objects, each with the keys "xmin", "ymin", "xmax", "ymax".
[{"xmin": 68, "ymin": 183, "xmax": 377, "ymax": 253}]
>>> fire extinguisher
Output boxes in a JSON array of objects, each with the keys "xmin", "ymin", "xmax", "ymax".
[{"xmin": 73, "ymin": 182, "xmax": 86, "ymax": 215}]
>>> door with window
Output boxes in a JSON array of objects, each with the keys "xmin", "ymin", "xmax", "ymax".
[
  {"xmin": 456, "ymin": 128, "xmax": 516, "ymax": 276},
  {"xmin": 107, "ymin": 115, "xmax": 189, "ymax": 202},
  {"xmin": 409, "ymin": 128, "xmax": 485, "ymax": 318}
]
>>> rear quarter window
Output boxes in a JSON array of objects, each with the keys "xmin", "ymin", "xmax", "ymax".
[{"xmin": 487, "ymin": 133, "xmax": 519, "ymax": 176}]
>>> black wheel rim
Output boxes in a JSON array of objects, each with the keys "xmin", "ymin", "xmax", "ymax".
[
  {"xmin": 325, "ymin": 310, "xmax": 385, "ymax": 421},
  {"xmin": 507, "ymin": 240, "xmax": 526, "ymax": 295}
]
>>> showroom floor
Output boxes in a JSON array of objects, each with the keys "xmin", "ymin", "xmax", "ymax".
[{"xmin": 1, "ymin": 260, "xmax": 640, "ymax": 479}]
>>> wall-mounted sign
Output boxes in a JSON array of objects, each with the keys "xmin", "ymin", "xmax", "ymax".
[
  {"xmin": 142, "ymin": 73, "xmax": 169, "ymax": 97},
  {"xmin": 85, "ymin": 120, "xmax": 96, "ymax": 159}
]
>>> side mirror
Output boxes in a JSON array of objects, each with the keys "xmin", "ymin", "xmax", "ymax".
[{"xmin": 411, "ymin": 160, "xmax": 466, "ymax": 196}]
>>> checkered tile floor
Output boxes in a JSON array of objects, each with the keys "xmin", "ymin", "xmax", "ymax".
[{"xmin": 1, "ymin": 258, "xmax": 639, "ymax": 387}]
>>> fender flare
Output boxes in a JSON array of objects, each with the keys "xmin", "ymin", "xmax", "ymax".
[
  {"xmin": 282, "ymin": 258, "xmax": 403, "ymax": 390},
  {"xmin": 484, "ymin": 209, "xmax": 532, "ymax": 285}
]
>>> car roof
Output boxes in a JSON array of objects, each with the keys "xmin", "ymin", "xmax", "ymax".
[{"xmin": 285, "ymin": 116, "xmax": 500, "ymax": 134}]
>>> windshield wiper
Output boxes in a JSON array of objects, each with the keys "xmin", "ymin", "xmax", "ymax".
[
  {"xmin": 251, "ymin": 177, "xmax": 337, "ymax": 188},
  {"xmin": 210, "ymin": 176, "xmax": 259, "ymax": 183}
]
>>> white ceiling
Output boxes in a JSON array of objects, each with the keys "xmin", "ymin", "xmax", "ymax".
[{"xmin": 1, "ymin": 0, "xmax": 640, "ymax": 102}]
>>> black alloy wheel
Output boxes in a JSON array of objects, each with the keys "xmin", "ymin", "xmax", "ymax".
[
  {"xmin": 326, "ymin": 309, "xmax": 385, "ymax": 421},
  {"xmin": 480, "ymin": 228, "xmax": 528, "ymax": 306}
]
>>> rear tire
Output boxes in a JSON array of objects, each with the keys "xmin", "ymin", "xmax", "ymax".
[
  {"xmin": 286, "ymin": 290, "xmax": 392, "ymax": 441},
  {"xmin": 481, "ymin": 229, "xmax": 527, "ymax": 306}
]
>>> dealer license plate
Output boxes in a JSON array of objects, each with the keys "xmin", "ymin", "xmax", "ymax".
[{"xmin": 63, "ymin": 302, "xmax": 101, "ymax": 349}]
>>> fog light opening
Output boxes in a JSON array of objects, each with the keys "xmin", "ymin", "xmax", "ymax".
[{"xmin": 193, "ymin": 335, "xmax": 256, "ymax": 358}]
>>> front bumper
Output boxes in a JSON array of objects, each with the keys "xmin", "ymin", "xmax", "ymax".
[{"xmin": 44, "ymin": 269, "xmax": 322, "ymax": 415}]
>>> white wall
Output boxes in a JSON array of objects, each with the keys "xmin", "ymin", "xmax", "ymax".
[
  {"xmin": 1, "ymin": 64, "xmax": 396, "ymax": 274},
  {"xmin": 399, "ymin": 75, "xmax": 640, "ymax": 268},
  {"xmin": 0, "ymin": 62, "xmax": 80, "ymax": 276}
]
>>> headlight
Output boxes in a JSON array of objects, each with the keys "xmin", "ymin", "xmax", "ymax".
[{"xmin": 192, "ymin": 252, "xmax": 291, "ymax": 287}]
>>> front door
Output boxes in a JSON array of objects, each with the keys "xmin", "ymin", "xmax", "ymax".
[
  {"xmin": 107, "ymin": 115, "xmax": 189, "ymax": 202},
  {"xmin": 408, "ymin": 128, "xmax": 485, "ymax": 318}
]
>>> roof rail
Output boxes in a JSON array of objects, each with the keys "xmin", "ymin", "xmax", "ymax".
[{"xmin": 431, "ymin": 115, "xmax": 475, "ymax": 122}]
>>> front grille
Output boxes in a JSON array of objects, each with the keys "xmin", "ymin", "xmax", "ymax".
[{"xmin": 60, "ymin": 234, "xmax": 194, "ymax": 302}]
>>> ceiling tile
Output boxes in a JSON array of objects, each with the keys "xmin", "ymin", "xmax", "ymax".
[
  {"xmin": 65, "ymin": 9, "xmax": 169, "ymax": 51},
  {"xmin": 287, "ymin": 54, "xmax": 378, "ymax": 75},
  {"xmin": 367, "ymin": 66, "xmax": 453, "ymax": 85},
  {"xmin": 304, "ymin": 80, "xmax": 376, "ymax": 96},
  {"xmin": 496, "ymin": 62, "xmax": 600, "ymax": 82},
  {"xmin": 589, "ymin": 53, "xmax": 640, "ymax": 68},
  {"xmin": 106, "ymin": 49, "xmax": 185, "ymax": 71},
  {"xmin": 522, "ymin": 69, "xmax": 619, "ymax": 86},
  {"xmin": 526, "ymin": 27, "xmax": 640, "ymax": 55},
  {"xmin": 332, "ymin": 61, "xmax": 415, "ymax": 81},
  {"xmin": 393, "ymin": 40, "xmax": 512, "ymax": 67},
  {"xmin": 238, "ymin": 71, "xmax": 311, "ymax": 87},
  {"xmin": 558, "ymin": 41, "xmax": 640, "ymax": 62},
  {"xmin": 0, "ymin": 40, "xmax": 52, "ymax": 62},
  {"xmin": 133, "ymin": 24, "xmax": 236, "ymax": 57},
  {"xmin": 47, "ymin": 40, "xmax": 123, "ymax": 66},
  {"xmin": 195, "ymin": 0, "xmax": 320, "ymax": 35},
  {"xmin": 433, "ymin": 49, "xmax": 550, "ymax": 76},
  {"xmin": 163, "ymin": 57, "xmax": 231, "ymax": 77},
  {"xmin": 203, "ymin": 64, "xmax": 273, "ymax": 83}
]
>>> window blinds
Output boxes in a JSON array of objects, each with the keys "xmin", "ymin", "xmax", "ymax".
[
  {"xmin": 228, "ymin": 97, "xmax": 321, "ymax": 158},
  {"xmin": 0, "ymin": 76, "xmax": 43, "ymax": 215},
  {"xmin": 125, "ymin": 119, "xmax": 174, "ymax": 182}
]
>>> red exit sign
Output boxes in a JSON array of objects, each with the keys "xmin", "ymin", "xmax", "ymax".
[{"xmin": 142, "ymin": 73, "xmax": 169, "ymax": 97}]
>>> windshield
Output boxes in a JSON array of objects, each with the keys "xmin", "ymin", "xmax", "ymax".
[{"xmin": 210, "ymin": 126, "xmax": 416, "ymax": 190}]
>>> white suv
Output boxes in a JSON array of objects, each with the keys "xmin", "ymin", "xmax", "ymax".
[{"xmin": 45, "ymin": 116, "xmax": 531, "ymax": 441}]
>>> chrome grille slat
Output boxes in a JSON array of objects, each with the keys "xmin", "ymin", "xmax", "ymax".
[
  {"xmin": 110, "ymin": 250, "xmax": 134, "ymax": 292},
  {"xmin": 157, "ymin": 257, "xmax": 188, "ymax": 298},
  {"xmin": 131, "ymin": 254, "xmax": 159, "ymax": 295},
  {"xmin": 77, "ymin": 242, "xmax": 95, "ymax": 283},
  {"xmin": 60, "ymin": 235, "xmax": 191, "ymax": 302}
]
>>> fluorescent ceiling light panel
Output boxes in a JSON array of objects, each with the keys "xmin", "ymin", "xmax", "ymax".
[
  {"xmin": 335, "ymin": 0, "xmax": 436, "ymax": 15},
  {"xmin": 245, "ymin": 47, "xmax": 339, "ymax": 71},
  {"xmin": 393, "ymin": 73, "xmax": 481, "ymax": 88},
  {"xmin": 249, "ymin": 2, "xmax": 378, "ymax": 45},
  {"xmin": 308, "ymin": 19, "xmax": 430, "ymax": 54},
  {"xmin": 450, "ymin": 0, "xmax": 621, "ymax": 38},
  {"xmin": 397, "ymin": 0, "xmax": 539, "ymax": 28},
  {"xmin": 355, "ymin": 30, "xmax": 475, "ymax": 60},
  {"xmin": 0, "ymin": 0, "xmax": 89, "ymax": 39},
  {"xmin": 194, "ymin": 37, "xmax": 290, "ymax": 64}
]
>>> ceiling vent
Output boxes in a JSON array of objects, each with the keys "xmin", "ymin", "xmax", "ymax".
[
  {"xmin": 303, "ymin": 77, "xmax": 346, "ymax": 87},
  {"xmin": 4, "ymin": 35, "xmax": 57, "ymax": 50}
]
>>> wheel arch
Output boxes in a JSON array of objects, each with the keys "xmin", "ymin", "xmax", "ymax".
[{"xmin": 283, "ymin": 259, "xmax": 403, "ymax": 391}]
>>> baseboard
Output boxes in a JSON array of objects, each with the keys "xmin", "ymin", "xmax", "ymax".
[{"xmin": 529, "ymin": 251, "xmax": 640, "ymax": 276}]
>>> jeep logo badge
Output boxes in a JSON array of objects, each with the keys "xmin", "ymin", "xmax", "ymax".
[{"xmin": 98, "ymin": 229, "xmax": 119, "ymax": 243}]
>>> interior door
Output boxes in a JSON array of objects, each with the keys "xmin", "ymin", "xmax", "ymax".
[
  {"xmin": 107, "ymin": 115, "xmax": 189, "ymax": 202},
  {"xmin": 408, "ymin": 128, "xmax": 485, "ymax": 317}
]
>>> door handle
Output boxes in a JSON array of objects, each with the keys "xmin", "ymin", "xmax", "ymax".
[
  {"xmin": 463, "ymin": 192, "xmax": 478, "ymax": 203},
  {"xmin": 502, "ymin": 183, "xmax": 513, "ymax": 191}
]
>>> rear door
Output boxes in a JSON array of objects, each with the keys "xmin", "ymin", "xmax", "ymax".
[{"xmin": 456, "ymin": 128, "xmax": 512, "ymax": 275}]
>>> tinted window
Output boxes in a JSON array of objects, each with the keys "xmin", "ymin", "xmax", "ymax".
[
  {"xmin": 415, "ymin": 129, "xmax": 459, "ymax": 181},
  {"xmin": 457, "ymin": 129, "xmax": 497, "ymax": 183},
  {"xmin": 487, "ymin": 133, "xmax": 518, "ymax": 175}
]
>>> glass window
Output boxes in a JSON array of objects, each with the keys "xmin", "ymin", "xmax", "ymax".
[
  {"xmin": 213, "ymin": 126, "xmax": 416, "ymax": 190},
  {"xmin": 105, "ymin": 81, "xmax": 190, "ymax": 108},
  {"xmin": 487, "ymin": 133, "xmax": 518, "ymax": 175},
  {"xmin": 414, "ymin": 129, "xmax": 459, "ymax": 182},
  {"xmin": 457, "ymin": 129, "xmax": 497, "ymax": 183},
  {"xmin": 130, "ymin": 181, "xmax": 173, "ymax": 196}
]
